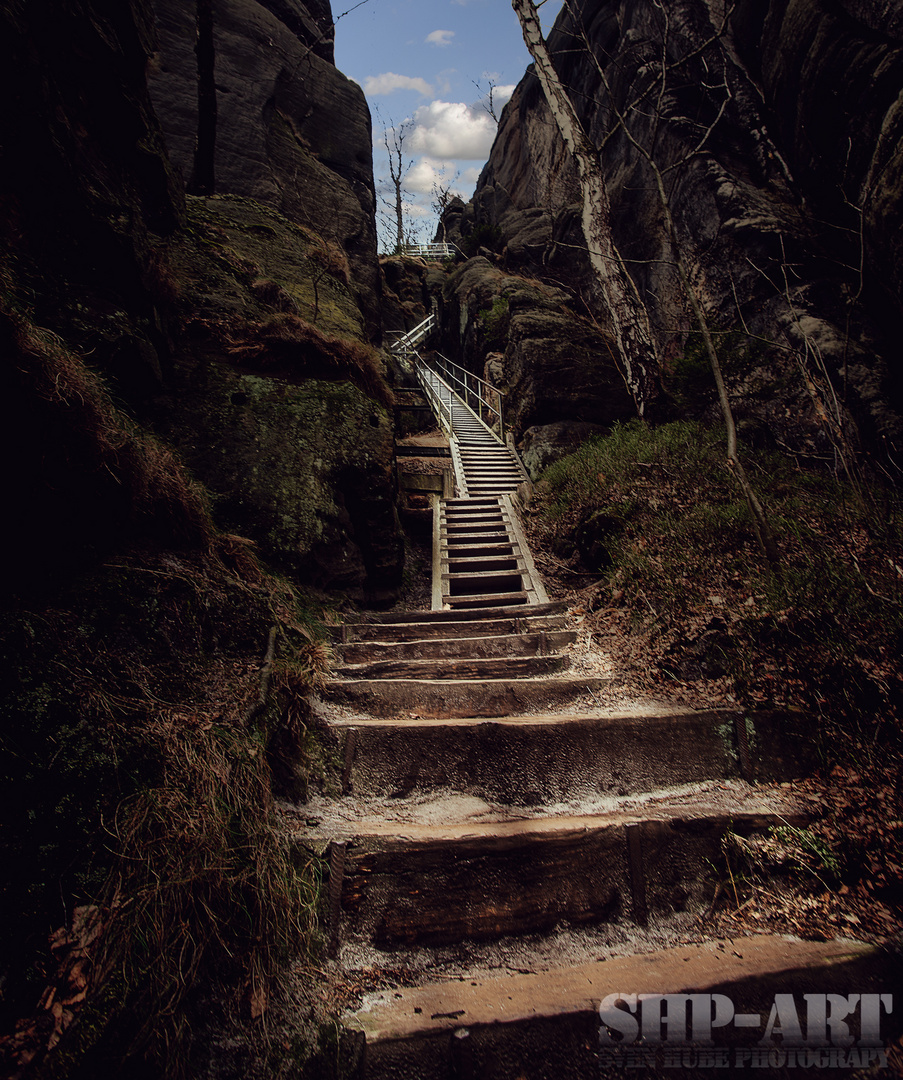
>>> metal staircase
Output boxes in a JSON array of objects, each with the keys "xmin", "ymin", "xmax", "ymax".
[{"xmin": 389, "ymin": 316, "xmax": 546, "ymax": 610}]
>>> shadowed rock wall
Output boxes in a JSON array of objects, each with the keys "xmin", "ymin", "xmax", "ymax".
[
  {"xmin": 458, "ymin": 0, "xmax": 903, "ymax": 463},
  {"xmin": 149, "ymin": 0, "xmax": 382, "ymax": 338},
  {"xmin": 0, "ymin": 0, "xmax": 403, "ymax": 602}
]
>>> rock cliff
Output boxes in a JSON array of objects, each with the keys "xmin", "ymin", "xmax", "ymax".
[
  {"xmin": 452, "ymin": 0, "xmax": 903, "ymax": 467},
  {"xmin": 148, "ymin": 0, "xmax": 382, "ymax": 338},
  {"xmin": 0, "ymin": 0, "xmax": 401, "ymax": 603}
]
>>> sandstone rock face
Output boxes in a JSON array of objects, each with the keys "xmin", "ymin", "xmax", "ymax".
[
  {"xmin": 438, "ymin": 259, "xmax": 634, "ymax": 466},
  {"xmin": 0, "ymin": 0, "xmax": 403, "ymax": 602},
  {"xmin": 148, "ymin": 0, "xmax": 381, "ymax": 337},
  {"xmin": 468, "ymin": 0, "xmax": 903, "ymax": 458},
  {"xmin": 158, "ymin": 195, "xmax": 404, "ymax": 603}
]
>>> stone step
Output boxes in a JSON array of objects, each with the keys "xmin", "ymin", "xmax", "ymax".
[
  {"xmin": 336, "ymin": 630, "xmax": 577, "ymax": 666},
  {"xmin": 333, "ymin": 653, "xmax": 570, "ymax": 682},
  {"xmin": 325, "ymin": 675, "xmax": 609, "ymax": 718},
  {"xmin": 325, "ymin": 801, "xmax": 805, "ymax": 947},
  {"xmin": 335, "ymin": 613, "xmax": 569, "ymax": 644},
  {"xmin": 345, "ymin": 936, "xmax": 897, "ymax": 1079},
  {"xmin": 325, "ymin": 708, "xmax": 812, "ymax": 801}
]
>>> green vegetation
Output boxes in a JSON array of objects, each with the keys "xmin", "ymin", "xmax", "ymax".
[
  {"xmin": 534, "ymin": 418, "xmax": 903, "ymax": 924},
  {"xmin": 0, "ymin": 279, "xmax": 340, "ymax": 1078},
  {"xmin": 536, "ymin": 419, "xmax": 903, "ymax": 749},
  {"xmin": 458, "ymin": 223, "xmax": 503, "ymax": 258},
  {"xmin": 477, "ymin": 294, "xmax": 510, "ymax": 350},
  {"xmin": 0, "ymin": 546, "xmax": 335, "ymax": 1078}
]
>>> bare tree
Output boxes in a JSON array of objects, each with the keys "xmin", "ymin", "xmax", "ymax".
[
  {"xmin": 376, "ymin": 110, "xmax": 414, "ymax": 253},
  {"xmin": 431, "ymin": 172, "xmax": 459, "ymax": 243},
  {"xmin": 512, "ymin": 0, "xmax": 780, "ymax": 563},
  {"xmin": 473, "ymin": 77, "xmax": 502, "ymax": 122}
]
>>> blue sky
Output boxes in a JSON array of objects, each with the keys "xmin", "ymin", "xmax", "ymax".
[{"xmin": 333, "ymin": 0, "xmax": 563, "ymax": 249}]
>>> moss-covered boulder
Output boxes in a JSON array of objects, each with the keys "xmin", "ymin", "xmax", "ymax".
[{"xmin": 155, "ymin": 195, "xmax": 404, "ymax": 603}]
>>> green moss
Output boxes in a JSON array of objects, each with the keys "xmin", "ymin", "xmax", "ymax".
[
  {"xmin": 478, "ymin": 294, "xmax": 510, "ymax": 350},
  {"xmin": 171, "ymin": 196, "xmax": 364, "ymax": 340}
]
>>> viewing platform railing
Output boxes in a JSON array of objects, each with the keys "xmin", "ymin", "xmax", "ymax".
[{"xmin": 401, "ymin": 243, "xmax": 456, "ymax": 260}]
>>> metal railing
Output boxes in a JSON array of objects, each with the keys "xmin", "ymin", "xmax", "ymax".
[
  {"xmin": 412, "ymin": 353, "xmax": 454, "ymax": 438},
  {"xmin": 402, "ymin": 243, "xmax": 456, "ymax": 260},
  {"xmin": 388, "ymin": 313, "xmax": 436, "ymax": 355},
  {"xmin": 428, "ymin": 352, "xmax": 505, "ymax": 441}
]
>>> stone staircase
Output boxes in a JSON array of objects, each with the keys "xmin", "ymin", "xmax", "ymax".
[
  {"xmin": 292, "ymin": 333, "xmax": 896, "ymax": 1076},
  {"xmin": 291, "ymin": 600, "xmax": 896, "ymax": 1078}
]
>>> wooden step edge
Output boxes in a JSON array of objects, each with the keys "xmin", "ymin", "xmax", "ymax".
[
  {"xmin": 317, "ymin": 807, "xmax": 807, "ymax": 844},
  {"xmin": 442, "ymin": 591, "xmax": 529, "ymax": 607},
  {"xmin": 346, "ymin": 935, "xmax": 892, "ymax": 1045},
  {"xmin": 333, "ymin": 601, "xmax": 567, "ymax": 627}
]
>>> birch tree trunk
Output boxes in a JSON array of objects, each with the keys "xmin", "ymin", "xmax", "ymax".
[
  {"xmin": 513, "ymin": 0, "xmax": 779, "ymax": 564},
  {"xmin": 511, "ymin": 0, "xmax": 658, "ymax": 416}
]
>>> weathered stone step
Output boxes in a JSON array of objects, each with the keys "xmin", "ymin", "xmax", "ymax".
[
  {"xmin": 336, "ymin": 630, "xmax": 576, "ymax": 666},
  {"xmin": 329, "ymin": 805, "xmax": 804, "ymax": 947},
  {"xmin": 339, "ymin": 602, "xmax": 567, "ymax": 627},
  {"xmin": 346, "ymin": 936, "xmax": 898, "ymax": 1080},
  {"xmin": 336, "ymin": 612, "xmax": 569, "ymax": 643},
  {"xmin": 325, "ymin": 708, "xmax": 812, "ymax": 801},
  {"xmin": 325, "ymin": 675, "xmax": 609, "ymax": 718},
  {"xmin": 333, "ymin": 653, "xmax": 570, "ymax": 682}
]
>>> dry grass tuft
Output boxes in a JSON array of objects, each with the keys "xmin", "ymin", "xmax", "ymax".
[
  {"xmin": 251, "ymin": 277, "xmax": 301, "ymax": 314},
  {"xmin": 0, "ymin": 540, "xmax": 335, "ymax": 1077},
  {"xmin": 2, "ymin": 302, "xmax": 213, "ymax": 551},
  {"xmin": 223, "ymin": 312, "xmax": 393, "ymax": 408},
  {"xmin": 307, "ymin": 236, "xmax": 351, "ymax": 284}
]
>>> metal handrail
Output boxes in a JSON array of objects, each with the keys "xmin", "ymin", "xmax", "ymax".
[
  {"xmin": 411, "ymin": 352, "xmax": 454, "ymax": 438},
  {"xmin": 428, "ymin": 352, "xmax": 505, "ymax": 440},
  {"xmin": 389, "ymin": 313, "xmax": 436, "ymax": 355}
]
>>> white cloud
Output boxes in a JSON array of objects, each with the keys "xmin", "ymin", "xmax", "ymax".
[
  {"xmin": 408, "ymin": 100, "xmax": 497, "ymax": 160},
  {"xmin": 426, "ymin": 29, "xmax": 455, "ymax": 47},
  {"xmin": 406, "ymin": 157, "xmax": 467, "ymax": 196},
  {"xmin": 363, "ymin": 72, "xmax": 433, "ymax": 97}
]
